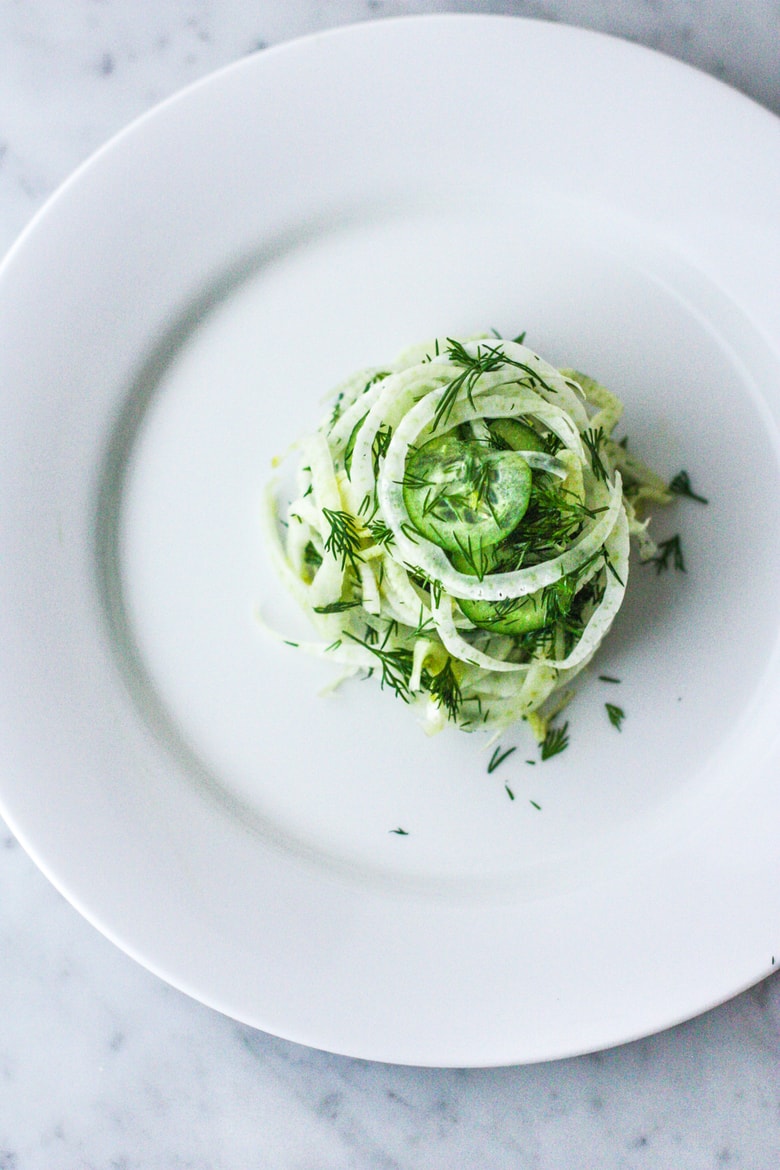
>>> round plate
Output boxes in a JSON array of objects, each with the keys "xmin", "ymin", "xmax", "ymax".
[{"xmin": 2, "ymin": 14, "xmax": 780, "ymax": 1067}]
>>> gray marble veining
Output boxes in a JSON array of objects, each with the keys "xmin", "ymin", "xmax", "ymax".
[{"xmin": 2, "ymin": 3, "xmax": 780, "ymax": 1167}]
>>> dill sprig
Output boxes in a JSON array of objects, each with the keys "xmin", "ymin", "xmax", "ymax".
[
  {"xmin": 432, "ymin": 339, "xmax": 559, "ymax": 431},
  {"xmin": 322, "ymin": 507, "xmax": 364, "ymax": 572},
  {"xmin": 450, "ymin": 530, "xmax": 490, "ymax": 581},
  {"xmin": 582, "ymin": 426, "xmax": 610, "ymax": 483},
  {"xmin": 425, "ymin": 656, "xmax": 462, "ymax": 721},
  {"xmin": 606, "ymin": 703, "xmax": 625, "ymax": 731},
  {"xmin": 500, "ymin": 480, "xmax": 604, "ymax": 569},
  {"xmin": 487, "ymin": 745, "xmax": 516, "ymax": 773},
  {"xmin": 313, "ymin": 599, "xmax": 362, "ymax": 614},
  {"xmin": 649, "ymin": 534, "xmax": 686, "ymax": 574},
  {"xmin": 406, "ymin": 566, "xmax": 443, "ymax": 606},
  {"xmin": 346, "ymin": 632, "xmax": 414, "ymax": 701},
  {"xmin": 342, "ymin": 411, "xmax": 367, "ymax": 476},
  {"xmin": 371, "ymin": 423, "xmax": 393, "ymax": 476},
  {"xmin": 540, "ymin": 721, "xmax": 569, "ymax": 760},
  {"xmin": 669, "ymin": 470, "xmax": 708, "ymax": 504},
  {"xmin": 367, "ymin": 518, "xmax": 394, "ymax": 546}
]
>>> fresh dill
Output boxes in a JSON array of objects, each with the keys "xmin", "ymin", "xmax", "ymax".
[
  {"xmin": 346, "ymin": 632, "xmax": 414, "ymax": 701},
  {"xmin": 540, "ymin": 721, "xmax": 569, "ymax": 761},
  {"xmin": 582, "ymin": 427, "xmax": 610, "ymax": 483},
  {"xmin": 505, "ymin": 785, "xmax": 515, "ymax": 799},
  {"xmin": 451, "ymin": 530, "xmax": 490, "ymax": 580},
  {"xmin": 649, "ymin": 534, "xmax": 686, "ymax": 574},
  {"xmin": 432, "ymin": 339, "xmax": 559, "ymax": 431},
  {"xmin": 389, "ymin": 827, "xmax": 409, "ymax": 835},
  {"xmin": 399, "ymin": 522, "xmax": 421, "ymax": 545},
  {"xmin": 487, "ymin": 745, "xmax": 517, "ymax": 773},
  {"xmin": 406, "ymin": 566, "xmax": 443, "ymax": 606},
  {"xmin": 529, "ymin": 800, "xmax": 542, "ymax": 810},
  {"xmin": 598, "ymin": 674, "xmax": 621, "ymax": 684},
  {"xmin": 343, "ymin": 411, "xmax": 367, "ymax": 476},
  {"xmin": 322, "ymin": 507, "xmax": 364, "ymax": 572},
  {"xmin": 367, "ymin": 518, "xmax": 394, "ymax": 546},
  {"xmin": 605, "ymin": 703, "xmax": 625, "ymax": 731},
  {"xmin": 371, "ymin": 423, "xmax": 393, "ymax": 476},
  {"xmin": 358, "ymin": 492, "xmax": 374, "ymax": 517},
  {"xmin": 669, "ymin": 470, "xmax": 708, "ymax": 504},
  {"xmin": 601, "ymin": 548, "xmax": 625, "ymax": 587},
  {"xmin": 313, "ymin": 599, "xmax": 362, "ymax": 614},
  {"xmin": 411, "ymin": 607, "xmax": 436, "ymax": 637},
  {"xmin": 499, "ymin": 481, "xmax": 604, "ymax": 568},
  {"xmin": 425, "ymin": 656, "xmax": 463, "ymax": 721}
]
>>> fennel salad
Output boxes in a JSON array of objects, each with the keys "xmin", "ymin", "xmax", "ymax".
[{"xmin": 262, "ymin": 334, "xmax": 684, "ymax": 745}]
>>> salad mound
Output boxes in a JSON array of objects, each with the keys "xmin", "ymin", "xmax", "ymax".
[{"xmin": 263, "ymin": 335, "xmax": 671, "ymax": 738}]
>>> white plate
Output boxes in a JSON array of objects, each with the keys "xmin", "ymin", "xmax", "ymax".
[{"xmin": 2, "ymin": 14, "xmax": 780, "ymax": 1067}]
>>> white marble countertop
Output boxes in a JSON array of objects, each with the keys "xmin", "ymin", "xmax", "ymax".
[{"xmin": 2, "ymin": 3, "xmax": 780, "ymax": 1167}]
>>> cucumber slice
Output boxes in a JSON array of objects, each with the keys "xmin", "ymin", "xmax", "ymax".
[
  {"xmin": 488, "ymin": 418, "xmax": 546, "ymax": 453},
  {"xmin": 451, "ymin": 548, "xmax": 576, "ymax": 635},
  {"xmin": 402, "ymin": 434, "xmax": 532, "ymax": 554}
]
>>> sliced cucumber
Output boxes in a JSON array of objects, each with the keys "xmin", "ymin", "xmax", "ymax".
[
  {"xmin": 487, "ymin": 417, "xmax": 546, "ymax": 453},
  {"xmin": 451, "ymin": 548, "xmax": 576, "ymax": 635},
  {"xmin": 403, "ymin": 433, "xmax": 532, "ymax": 554}
]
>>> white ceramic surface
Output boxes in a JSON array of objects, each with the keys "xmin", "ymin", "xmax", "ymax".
[{"xmin": 2, "ymin": 14, "xmax": 780, "ymax": 1067}]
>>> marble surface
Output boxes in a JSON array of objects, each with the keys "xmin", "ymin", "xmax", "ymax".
[{"xmin": 2, "ymin": 2, "xmax": 780, "ymax": 1166}]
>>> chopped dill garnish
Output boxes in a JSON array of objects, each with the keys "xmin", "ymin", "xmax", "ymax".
[
  {"xmin": 426, "ymin": 656, "xmax": 462, "ymax": 721},
  {"xmin": 389, "ymin": 827, "xmax": 409, "ymax": 835},
  {"xmin": 322, "ymin": 507, "xmax": 364, "ymax": 571},
  {"xmin": 399, "ymin": 522, "xmax": 421, "ymax": 544},
  {"xmin": 499, "ymin": 482, "xmax": 604, "ymax": 569},
  {"xmin": 649, "ymin": 534, "xmax": 686, "ymax": 574},
  {"xmin": 525, "ymin": 759, "xmax": 536, "ymax": 765},
  {"xmin": 669, "ymin": 470, "xmax": 708, "ymax": 504},
  {"xmin": 356, "ymin": 493, "xmax": 373, "ymax": 518},
  {"xmin": 529, "ymin": 800, "xmax": 542, "ymax": 810},
  {"xmin": 343, "ymin": 412, "xmax": 367, "ymax": 476},
  {"xmin": 605, "ymin": 703, "xmax": 625, "ymax": 731},
  {"xmin": 540, "ymin": 721, "xmax": 569, "ymax": 760},
  {"xmin": 313, "ymin": 600, "xmax": 362, "ymax": 614},
  {"xmin": 598, "ymin": 674, "xmax": 621, "ymax": 684},
  {"xmin": 367, "ymin": 518, "xmax": 394, "ymax": 546},
  {"xmin": 346, "ymin": 632, "xmax": 414, "ymax": 701},
  {"xmin": 372, "ymin": 423, "xmax": 393, "ymax": 476},
  {"xmin": 406, "ymin": 566, "xmax": 443, "ymax": 606},
  {"xmin": 601, "ymin": 547, "xmax": 625, "ymax": 586},
  {"xmin": 582, "ymin": 426, "xmax": 610, "ymax": 483},
  {"xmin": 432, "ymin": 339, "xmax": 558, "ymax": 431},
  {"xmin": 487, "ymin": 744, "xmax": 517, "ymax": 773},
  {"xmin": 505, "ymin": 784, "xmax": 515, "ymax": 800},
  {"xmin": 283, "ymin": 640, "xmax": 299, "ymax": 647}
]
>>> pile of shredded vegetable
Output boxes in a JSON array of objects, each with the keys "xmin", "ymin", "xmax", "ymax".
[{"xmin": 262, "ymin": 335, "xmax": 672, "ymax": 739}]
